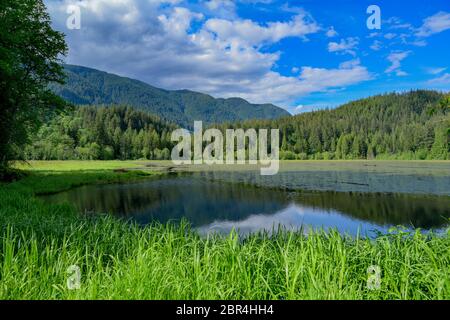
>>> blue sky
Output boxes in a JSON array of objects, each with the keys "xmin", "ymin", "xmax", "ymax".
[{"xmin": 46, "ymin": 0, "xmax": 450, "ymax": 113}]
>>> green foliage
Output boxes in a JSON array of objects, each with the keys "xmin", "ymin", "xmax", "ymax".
[
  {"xmin": 26, "ymin": 91, "xmax": 449, "ymax": 161},
  {"xmin": 25, "ymin": 106, "xmax": 177, "ymax": 160},
  {"xmin": 222, "ymin": 90, "xmax": 449, "ymax": 160},
  {"xmin": 51, "ymin": 65, "xmax": 290, "ymax": 128},
  {"xmin": 430, "ymin": 125, "xmax": 449, "ymax": 160},
  {"xmin": 0, "ymin": 0, "xmax": 67, "ymax": 176}
]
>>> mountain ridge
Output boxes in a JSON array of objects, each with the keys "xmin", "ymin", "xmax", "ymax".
[{"xmin": 51, "ymin": 64, "xmax": 291, "ymax": 127}]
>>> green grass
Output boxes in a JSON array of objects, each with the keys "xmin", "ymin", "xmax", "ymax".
[
  {"xmin": 0, "ymin": 168, "xmax": 449, "ymax": 300},
  {"xmin": 12, "ymin": 170, "xmax": 157, "ymax": 195},
  {"xmin": 14, "ymin": 160, "xmax": 146, "ymax": 171}
]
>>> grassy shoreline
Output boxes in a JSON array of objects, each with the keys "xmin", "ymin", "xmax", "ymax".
[{"xmin": 1, "ymin": 166, "xmax": 449, "ymax": 299}]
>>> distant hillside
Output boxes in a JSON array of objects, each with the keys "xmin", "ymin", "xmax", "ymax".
[
  {"xmin": 220, "ymin": 90, "xmax": 449, "ymax": 160},
  {"xmin": 51, "ymin": 65, "xmax": 290, "ymax": 127}
]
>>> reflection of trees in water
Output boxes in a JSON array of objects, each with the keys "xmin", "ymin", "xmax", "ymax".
[
  {"xmin": 43, "ymin": 176, "xmax": 289, "ymax": 226},
  {"xmin": 291, "ymin": 192, "xmax": 450, "ymax": 229},
  {"xmin": 198, "ymin": 171, "xmax": 450, "ymax": 228},
  {"xmin": 42, "ymin": 175, "xmax": 450, "ymax": 230}
]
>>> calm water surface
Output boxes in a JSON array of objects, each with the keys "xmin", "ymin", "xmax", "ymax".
[{"xmin": 40, "ymin": 173, "xmax": 450, "ymax": 236}]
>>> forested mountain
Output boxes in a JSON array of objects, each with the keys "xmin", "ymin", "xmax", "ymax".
[
  {"xmin": 51, "ymin": 65, "xmax": 290, "ymax": 127},
  {"xmin": 25, "ymin": 90, "xmax": 449, "ymax": 161},
  {"xmin": 218, "ymin": 90, "xmax": 449, "ymax": 160}
]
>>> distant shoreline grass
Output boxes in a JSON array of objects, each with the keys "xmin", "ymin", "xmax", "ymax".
[
  {"xmin": 13, "ymin": 160, "xmax": 148, "ymax": 172},
  {"xmin": 1, "ymin": 166, "xmax": 449, "ymax": 300}
]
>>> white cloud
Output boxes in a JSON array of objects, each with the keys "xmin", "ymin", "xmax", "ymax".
[
  {"xmin": 203, "ymin": 61, "xmax": 372, "ymax": 105},
  {"xmin": 367, "ymin": 32, "xmax": 379, "ymax": 38},
  {"xmin": 386, "ymin": 17, "xmax": 413, "ymax": 30},
  {"xmin": 45, "ymin": 0, "xmax": 371, "ymax": 107},
  {"xmin": 204, "ymin": 12, "xmax": 319, "ymax": 47},
  {"xmin": 428, "ymin": 73, "xmax": 450, "ymax": 84},
  {"xmin": 293, "ymin": 104, "xmax": 328, "ymax": 114},
  {"xmin": 410, "ymin": 39, "xmax": 427, "ymax": 47},
  {"xmin": 205, "ymin": 0, "xmax": 234, "ymax": 10},
  {"xmin": 204, "ymin": 0, "xmax": 237, "ymax": 19},
  {"xmin": 328, "ymin": 37, "xmax": 359, "ymax": 56},
  {"xmin": 385, "ymin": 51, "xmax": 411, "ymax": 76},
  {"xmin": 416, "ymin": 11, "xmax": 450, "ymax": 37},
  {"xmin": 280, "ymin": 3, "xmax": 307, "ymax": 14},
  {"xmin": 338, "ymin": 58, "xmax": 361, "ymax": 69},
  {"xmin": 425, "ymin": 67, "xmax": 447, "ymax": 75},
  {"xmin": 158, "ymin": 7, "xmax": 204, "ymax": 38},
  {"xmin": 297, "ymin": 60, "xmax": 372, "ymax": 92},
  {"xmin": 370, "ymin": 40, "xmax": 382, "ymax": 51},
  {"xmin": 384, "ymin": 33, "xmax": 396, "ymax": 40},
  {"xmin": 326, "ymin": 26, "xmax": 338, "ymax": 37}
]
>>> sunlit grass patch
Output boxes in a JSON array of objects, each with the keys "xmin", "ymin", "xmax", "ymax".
[{"xmin": 13, "ymin": 160, "xmax": 145, "ymax": 172}]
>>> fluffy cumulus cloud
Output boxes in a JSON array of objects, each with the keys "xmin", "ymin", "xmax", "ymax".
[
  {"xmin": 204, "ymin": 0, "xmax": 237, "ymax": 19},
  {"xmin": 204, "ymin": 12, "xmax": 320, "ymax": 47},
  {"xmin": 45, "ymin": 0, "xmax": 371, "ymax": 107}
]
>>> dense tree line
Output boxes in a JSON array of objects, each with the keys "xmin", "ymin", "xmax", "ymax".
[
  {"xmin": 25, "ymin": 91, "xmax": 449, "ymax": 161},
  {"xmin": 25, "ymin": 106, "xmax": 176, "ymax": 160},
  {"xmin": 217, "ymin": 90, "xmax": 449, "ymax": 160}
]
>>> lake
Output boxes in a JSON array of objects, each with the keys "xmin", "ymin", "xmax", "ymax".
[{"xmin": 41, "ymin": 170, "xmax": 450, "ymax": 237}]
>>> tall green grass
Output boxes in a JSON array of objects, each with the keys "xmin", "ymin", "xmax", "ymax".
[{"xmin": 0, "ymin": 171, "xmax": 449, "ymax": 300}]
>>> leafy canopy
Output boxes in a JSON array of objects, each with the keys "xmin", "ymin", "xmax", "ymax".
[{"xmin": 0, "ymin": 0, "xmax": 67, "ymax": 176}]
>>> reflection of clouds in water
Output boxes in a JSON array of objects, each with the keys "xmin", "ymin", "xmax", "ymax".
[
  {"xmin": 198, "ymin": 203, "xmax": 309, "ymax": 235},
  {"xmin": 197, "ymin": 203, "xmax": 387, "ymax": 236},
  {"xmin": 42, "ymin": 174, "xmax": 450, "ymax": 235}
]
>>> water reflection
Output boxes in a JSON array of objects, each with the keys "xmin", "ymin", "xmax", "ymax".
[
  {"xmin": 40, "ymin": 174, "xmax": 450, "ymax": 236},
  {"xmin": 197, "ymin": 204, "xmax": 389, "ymax": 236},
  {"xmin": 194, "ymin": 169, "xmax": 450, "ymax": 195}
]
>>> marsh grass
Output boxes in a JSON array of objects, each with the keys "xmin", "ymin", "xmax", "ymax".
[
  {"xmin": 13, "ymin": 160, "xmax": 146, "ymax": 172},
  {"xmin": 0, "ymin": 170, "xmax": 449, "ymax": 300}
]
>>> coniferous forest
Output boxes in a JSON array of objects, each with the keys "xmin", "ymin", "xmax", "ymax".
[
  {"xmin": 25, "ymin": 90, "xmax": 449, "ymax": 161},
  {"xmin": 25, "ymin": 106, "xmax": 176, "ymax": 161},
  {"xmin": 225, "ymin": 90, "xmax": 449, "ymax": 160}
]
